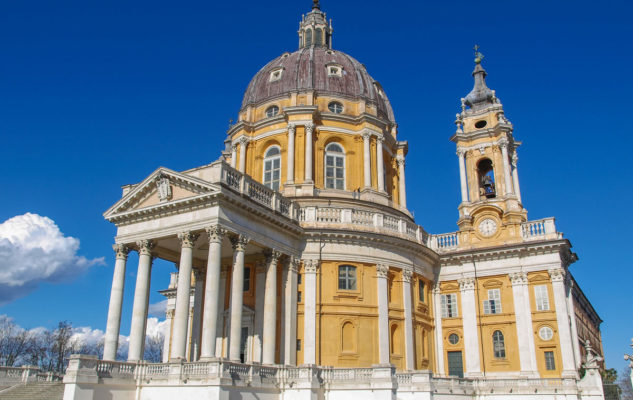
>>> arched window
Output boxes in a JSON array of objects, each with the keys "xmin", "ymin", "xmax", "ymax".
[
  {"xmin": 305, "ymin": 29, "xmax": 312, "ymax": 47},
  {"xmin": 338, "ymin": 265, "xmax": 356, "ymax": 290},
  {"xmin": 492, "ymin": 330, "xmax": 506, "ymax": 358},
  {"xmin": 315, "ymin": 28, "xmax": 323, "ymax": 46},
  {"xmin": 325, "ymin": 142, "xmax": 345, "ymax": 190},
  {"xmin": 265, "ymin": 105, "xmax": 279, "ymax": 118},
  {"xmin": 263, "ymin": 146, "xmax": 281, "ymax": 190},
  {"xmin": 477, "ymin": 158, "xmax": 496, "ymax": 198}
]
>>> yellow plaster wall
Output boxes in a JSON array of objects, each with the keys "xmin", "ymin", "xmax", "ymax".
[{"xmin": 527, "ymin": 272, "xmax": 562, "ymax": 377}]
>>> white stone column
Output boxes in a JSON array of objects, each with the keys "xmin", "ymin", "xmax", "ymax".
[
  {"xmin": 128, "ymin": 240, "xmax": 154, "ymax": 361},
  {"xmin": 262, "ymin": 250, "xmax": 282, "ymax": 365},
  {"xmin": 397, "ymin": 156, "xmax": 407, "ymax": 208},
  {"xmin": 287, "ymin": 124, "xmax": 295, "ymax": 184},
  {"xmin": 215, "ymin": 266, "xmax": 228, "ymax": 358},
  {"xmin": 376, "ymin": 264, "xmax": 390, "ymax": 364},
  {"xmin": 509, "ymin": 272, "xmax": 538, "ymax": 377},
  {"xmin": 170, "ymin": 232, "xmax": 199, "ymax": 360},
  {"xmin": 376, "ymin": 134, "xmax": 385, "ymax": 192},
  {"xmin": 432, "ymin": 283, "xmax": 446, "ymax": 376},
  {"xmin": 303, "ymin": 259, "xmax": 319, "ymax": 364},
  {"xmin": 457, "ymin": 148, "xmax": 469, "ymax": 203},
  {"xmin": 499, "ymin": 139, "xmax": 513, "ymax": 196},
  {"xmin": 190, "ymin": 268, "xmax": 204, "ymax": 361},
  {"xmin": 200, "ymin": 225, "xmax": 225, "ymax": 360},
  {"xmin": 402, "ymin": 270, "xmax": 415, "ymax": 370},
  {"xmin": 103, "ymin": 244, "xmax": 129, "ymax": 361},
  {"xmin": 228, "ymin": 234, "xmax": 249, "ymax": 361},
  {"xmin": 230, "ymin": 143, "xmax": 237, "ymax": 169},
  {"xmin": 162, "ymin": 309, "xmax": 174, "ymax": 363},
  {"xmin": 284, "ymin": 257, "xmax": 299, "ymax": 365},
  {"xmin": 459, "ymin": 277, "xmax": 482, "ymax": 377},
  {"xmin": 550, "ymin": 269, "xmax": 577, "ymax": 377},
  {"xmin": 304, "ymin": 123, "xmax": 314, "ymax": 183},
  {"xmin": 566, "ymin": 277, "xmax": 582, "ymax": 369},
  {"xmin": 511, "ymin": 152, "xmax": 522, "ymax": 203},
  {"xmin": 362, "ymin": 131, "xmax": 372, "ymax": 189},
  {"xmin": 238, "ymin": 137, "xmax": 248, "ymax": 173},
  {"xmin": 253, "ymin": 261, "xmax": 266, "ymax": 363}
]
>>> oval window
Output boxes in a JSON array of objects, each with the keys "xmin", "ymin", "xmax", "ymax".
[
  {"xmin": 539, "ymin": 326, "xmax": 554, "ymax": 341},
  {"xmin": 448, "ymin": 333, "xmax": 460, "ymax": 345},
  {"xmin": 266, "ymin": 105, "xmax": 279, "ymax": 118},
  {"xmin": 475, "ymin": 120, "xmax": 487, "ymax": 129},
  {"xmin": 328, "ymin": 101, "xmax": 343, "ymax": 114}
]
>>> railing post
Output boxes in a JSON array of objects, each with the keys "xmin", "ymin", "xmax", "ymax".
[
  {"xmin": 544, "ymin": 218, "xmax": 556, "ymax": 235},
  {"xmin": 272, "ymin": 192, "xmax": 279, "ymax": 212},
  {"xmin": 398, "ymin": 219, "xmax": 406, "ymax": 234},
  {"xmin": 341, "ymin": 209, "xmax": 352, "ymax": 223},
  {"xmin": 304, "ymin": 206, "xmax": 316, "ymax": 222},
  {"xmin": 373, "ymin": 213, "xmax": 383, "ymax": 228}
]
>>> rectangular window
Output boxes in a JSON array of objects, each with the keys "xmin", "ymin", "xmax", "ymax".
[
  {"xmin": 243, "ymin": 267, "xmax": 251, "ymax": 292},
  {"xmin": 297, "ymin": 273, "xmax": 302, "ymax": 285},
  {"xmin": 297, "ymin": 339, "xmax": 302, "ymax": 351},
  {"xmin": 418, "ymin": 280, "xmax": 425, "ymax": 302},
  {"xmin": 338, "ymin": 265, "xmax": 357, "ymax": 290},
  {"xmin": 441, "ymin": 294, "xmax": 458, "ymax": 318},
  {"xmin": 483, "ymin": 289, "xmax": 502, "ymax": 314},
  {"xmin": 544, "ymin": 351, "xmax": 556, "ymax": 370},
  {"xmin": 297, "ymin": 291, "xmax": 302, "ymax": 303},
  {"xmin": 535, "ymin": 285, "xmax": 550, "ymax": 311}
]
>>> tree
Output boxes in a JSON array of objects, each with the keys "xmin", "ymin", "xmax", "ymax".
[
  {"xmin": 144, "ymin": 332, "xmax": 164, "ymax": 363},
  {"xmin": 603, "ymin": 368, "xmax": 619, "ymax": 384},
  {"xmin": 619, "ymin": 367, "xmax": 633, "ymax": 400},
  {"xmin": 0, "ymin": 315, "xmax": 33, "ymax": 366}
]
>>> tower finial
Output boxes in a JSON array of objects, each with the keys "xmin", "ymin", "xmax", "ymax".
[
  {"xmin": 474, "ymin": 44, "xmax": 484, "ymax": 64},
  {"xmin": 312, "ymin": 0, "xmax": 320, "ymax": 10}
]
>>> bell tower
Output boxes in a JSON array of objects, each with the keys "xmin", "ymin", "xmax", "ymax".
[{"xmin": 451, "ymin": 47, "xmax": 526, "ymax": 248}]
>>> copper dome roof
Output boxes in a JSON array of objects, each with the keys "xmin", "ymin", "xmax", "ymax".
[{"xmin": 241, "ymin": 47, "xmax": 395, "ymax": 123}]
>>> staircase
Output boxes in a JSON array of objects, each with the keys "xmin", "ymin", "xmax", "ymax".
[{"xmin": 0, "ymin": 381, "xmax": 65, "ymax": 400}]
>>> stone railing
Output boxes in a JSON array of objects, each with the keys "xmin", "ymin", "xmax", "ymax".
[
  {"xmin": 430, "ymin": 231, "xmax": 459, "ymax": 251},
  {"xmin": 521, "ymin": 217, "xmax": 562, "ymax": 241},
  {"xmin": 0, "ymin": 366, "xmax": 62, "ymax": 384}
]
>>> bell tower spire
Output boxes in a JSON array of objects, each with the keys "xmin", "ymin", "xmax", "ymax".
[
  {"xmin": 298, "ymin": 0, "xmax": 333, "ymax": 49},
  {"xmin": 451, "ymin": 47, "xmax": 526, "ymax": 249}
]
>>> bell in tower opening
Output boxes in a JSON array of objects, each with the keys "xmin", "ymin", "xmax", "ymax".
[{"xmin": 477, "ymin": 158, "xmax": 496, "ymax": 199}]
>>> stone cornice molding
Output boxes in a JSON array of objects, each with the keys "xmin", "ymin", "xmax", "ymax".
[
  {"xmin": 509, "ymin": 272, "xmax": 528, "ymax": 286},
  {"xmin": 303, "ymin": 259, "xmax": 320, "ymax": 274},
  {"xmin": 205, "ymin": 225, "xmax": 226, "ymax": 244},
  {"xmin": 136, "ymin": 239, "xmax": 156, "ymax": 257},
  {"xmin": 376, "ymin": 264, "xmax": 389, "ymax": 278},
  {"xmin": 458, "ymin": 277, "xmax": 476, "ymax": 291},
  {"xmin": 230, "ymin": 234, "xmax": 250, "ymax": 252},
  {"xmin": 402, "ymin": 269, "xmax": 413, "ymax": 283},
  {"xmin": 178, "ymin": 231, "xmax": 199, "ymax": 248},
  {"xmin": 113, "ymin": 244, "xmax": 130, "ymax": 260}
]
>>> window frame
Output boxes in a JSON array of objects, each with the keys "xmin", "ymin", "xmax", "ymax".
[
  {"xmin": 492, "ymin": 330, "xmax": 506, "ymax": 359},
  {"xmin": 262, "ymin": 145, "xmax": 282, "ymax": 191},
  {"xmin": 338, "ymin": 265, "xmax": 357, "ymax": 291},
  {"xmin": 418, "ymin": 280, "xmax": 425, "ymax": 303},
  {"xmin": 544, "ymin": 350, "xmax": 556, "ymax": 370},
  {"xmin": 328, "ymin": 101, "xmax": 344, "ymax": 113},
  {"xmin": 534, "ymin": 285, "xmax": 550, "ymax": 311},
  {"xmin": 483, "ymin": 288, "xmax": 502, "ymax": 314},
  {"xmin": 441, "ymin": 293, "xmax": 458, "ymax": 318},
  {"xmin": 324, "ymin": 142, "xmax": 346, "ymax": 190},
  {"xmin": 265, "ymin": 105, "xmax": 280, "ymax": 118}
]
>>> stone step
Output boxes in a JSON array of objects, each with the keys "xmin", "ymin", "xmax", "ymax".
[{"xmin": 0, "ymin": 381, "xmax": 65, "ymax": 400}]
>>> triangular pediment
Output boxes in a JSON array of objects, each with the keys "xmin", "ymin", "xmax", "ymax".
[{"xmin": 104, "ymin": 167, "xmax": 220, "ymax": 219}]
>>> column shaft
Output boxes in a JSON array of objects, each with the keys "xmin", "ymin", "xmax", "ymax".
[
  {"xmin": 459, "ymin": 278, "xmax": 482, "ymax": 377},
  {"xmin": 397, "ymin": 157, "xmax": 407, "ymax": 208},
  {"xmin": 376, "ymin": 135, "xmax": 385, "ymax": 192},
  {"xmin": 190, "ymin": 269, "xmax": 204, "ymax": 361},
  {"xmin": 457, "ymin": 149, "xmax": 469, "ymax": 203},
  {"xmin": 550, "ymin": 269, "xmax": 577, "ymax": 377},
  {"xmin": 215, "ymin": 267, "xmax": 228, "ymax": 358},
  {"xmin": 128, "ymin": 240, "xmax": 154, "ymax": 361},
  {"xmin": 510, "ymin": 273, "xmax": 538, "ymax": 376},
  {"xmin": 402, "ymin": 270, "xmax": 415, "ymax": 370},
  {"xmin": 500, "ymin": 141, "xmax": 513, "ymax": 195},
  {"xmin": 230, "ymin": 144, "xmax": 237, "ymax": 169},
  {"xmin": 284, "ymin": 258, "xmax": 299, "ymax": 365},
  {"xmin": 376, "ymin": 264, "xmax": 390, "ymax": 364},
  {"xmin": 287, "ymin": 124, "xmax": 295, "ymax": 184},
  {"xmin": 262, "ymin": 251, "xmax": 281, "ymax": 364},
  {"xmin": 511, "ymin": 153, "xmax": 522, "ymax": 203},
  {"xmin": 239, "ymin": 140, "xmax": 247, "ymax": 173},
  {"xmin": 229, "ymin": 235, "xmax": 249, "ymax": 361},
  {"xmin": 304, "ymin": 124, "xmax": 314, "ymax": 182},
  {"xmin": 103, "ymin": 244, "xmax": 129, "ymax": 361},
  {"xmin": 432, "ymin": 285, "xmax": 446, "ymax": 375},
  {"xmin": 170, "ymin": 232, "xmax": 198, "ymax": 360},
  {"xmin": 200, "ymin": 226, "xmax": 224, "ymax": 359},
  {"xmin": 303, "ymin": 260, "xmax": 318, "ymax": 364},
  {"xmin": 362, "ymin": 132, "xmax": 372, "ymax": 188},
  {"xmin": 253, "ymin": 262, "xmax": 266, "ymax": 363},
  {"xmin": 566, "ymin": 280, "xmax": 582, "ymax": 369}
]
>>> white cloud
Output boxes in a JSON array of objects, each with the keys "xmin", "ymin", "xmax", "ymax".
[
  {"xmin": 146, "ymin": 317, "xmax": 169, "ymax": 338},
  {"xmin": 0, "ymin": 213, "xmax": 105, "ymax": 304},
  {"xmin": 148, "ymin": 300, "xmax": 167, "ymax": 318}
]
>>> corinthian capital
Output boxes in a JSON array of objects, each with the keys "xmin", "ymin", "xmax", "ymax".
[
  {"xmin": 361, "ymin": 130, "xmax": 373, "ymax": 141},
  {"xmin": 113, "ymin": 243, "xmax": 130, "ymax": 260},
  {"xmin": 498, "ymin": 138, "xmax": 509, "ymax": 150},
  {"xmin": 288, "ymin": 256, "xmax": 301, "ymax": 273},
  {"xmin": 548, "ymin": 268, "xmax": 566, "ymax": 282},
  {"xmin": 136, "ymin": 240, "xmax": 155, "ymax": 256},
  {"xmin": 402, "ymin": 269, "xmax": 413, "ymax": 283},
  {"xmin": 288, "ymin": 124, "xmax": 296, "ymax": 134},
  {"xmin": 264, "ymin": 249, "xmax": 283, "ymax": 266},
  {"xmin": 178, "ymin": 231, "xmax": 199, "ymax": 248},
  {"xmin": 458, "ymin": 277, "xmax": 476, "ymax": 291},
  {"xmin": 238, "ymin": 136, "xmax": 250, "ymax": 146},
  {"xmin": 230, "ymin": 234, "xmax": 250, "ymax": 252},
  {"xmin": 376, "ymin": 264, "xmax": 389, "ymax": 279},
  {"xmin": 396, "ymin": 155, "xmax": 405, "ymax": 167},
  {"xmin": 303, "ymin": 259, "xmax": 320, "ymax": 274},
  {"xmin": 456, "ymin": 147, "xmax": 466, "ymax": 158},
  {"xmin": 509, "ymin": 272, "xmax": 528, "ymax": 286},
  {"xmin": 305, "ymin": 122, "xmax": 315, "ymax": 135},
  {"xmin": 205, "ymin": 225, "xmax": 226, "ymax": 244}
]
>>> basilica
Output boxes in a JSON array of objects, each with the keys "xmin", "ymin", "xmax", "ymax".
[{"xmin": 63, "ymin": 2, "xmax": 606, "ymax": 399}]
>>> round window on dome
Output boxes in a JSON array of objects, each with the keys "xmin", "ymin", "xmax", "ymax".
[
  {"xmin": 266, "ymin": 105, "xmax": 279, "ymax": 118},
  {"xmin": 328, "ymin": 102, "xmax": 343, "ymax": 114},
  {"xmin": 539, "ymin": 326, "xmax": 554, "ymax": 341},
  {"xmin": 475, "ymin": 120, "xmax": 487, "ymax": 129},
  {"xmin": 448, "ymin": 333, "xmax": 460, "ymax": 345}
]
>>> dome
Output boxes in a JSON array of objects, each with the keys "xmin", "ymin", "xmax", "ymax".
[{"xmin": 240, "ymin": 47, "xmax": 396, "ymax": 123}]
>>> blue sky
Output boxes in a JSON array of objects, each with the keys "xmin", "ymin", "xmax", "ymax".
[{"xmin": 1, "ymin": 0, "xmax": 631, "ymax": 371}]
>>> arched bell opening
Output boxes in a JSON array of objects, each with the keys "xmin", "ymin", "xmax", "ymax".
[{"xmin": 477, "ymin": 158, "xmax": 496, "ymax": 199}]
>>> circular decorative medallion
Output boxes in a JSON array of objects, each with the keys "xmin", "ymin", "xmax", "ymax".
[
  {"xmin": 539, "ymin": 326, "xmax": 554, "ymax": 341},
  {"xmin": 448, "ymin": 333, "xmax": 460, "ymax": 345},
  {"xmin": 478, "ymin": 218, "xmax": 498, "ymax": 237}
]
